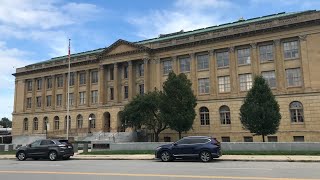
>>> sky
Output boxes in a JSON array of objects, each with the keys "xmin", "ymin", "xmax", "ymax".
[{"xmin": 0, "ymin": 0, "xmax": 319, "ymax": 119}]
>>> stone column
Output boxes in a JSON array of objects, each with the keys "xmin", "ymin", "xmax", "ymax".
[
  {"xmin": 274, "ymin": 39, "xmax": 285, "ymax": 91},
  {"xmin": 63, "ymin": 73, "xmax": 67, "ymax": 109},
  {"xmin": 86, "ymin": 70, "xmax": 90, "ymax": 106},
  {"xmin": 99, "ymin": 65, "xmax": 105, "ymax": 104},
  {"xmin": 144, "ymin": 58, "xmax": 149, "ymax": 93},
  {"xmin": 31, "ymin": 78, "xmax": 36, "ymax": 113},
  {"xmin": 190, "ymin": 53, "xmax": 197, "ymax": 95},
  {"xmin": 209, "ymin": 50, "xmax": 217, "ymax": 97},
  {"xmin": 52, "ymin": 75, "xmax": 56, "ymax": 110},
  {"xmin": 74, "ymin": 72, "xmax": 79, "ymax": 108},
  {"xmin": 229, "ymin": 47, "xmax": 238, "ymax": 94},
  {"xmin": 114, "ymin": 63, "xmax": 119, "ymax": 103},
  {"xmin": 23, "ymin": 80, "xmax": 27, "ymax": 112},
  {"xmin": 128, "ymin": 61, "xmax": 134, "ymax": 100},
  {"xmin": 250, "ymin": 43, "xmax": 259, "ymax": 76},
  {"xmin": 41, "ymin": 77, "xmax": 45, "ymax": 111},
  {"xmin": 299, "ymin": 34, "xmax": 311, "ymax": 90},
  {"xmin": 14, "ymin": 80, "xmax": 18, "ymax": 113}
]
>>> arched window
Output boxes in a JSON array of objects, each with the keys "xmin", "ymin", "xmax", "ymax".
[
  {"xmin": 290, "ymin": 101, "xmax": 304, "ymax": 123},
  {"xmin": 89, "ymin": 114, "xmax": 96, "ymax": 129},
  {"xmin": 33, "ymin": 117, "xmax": 38, "ymax": 131},
  {"xmin": 77, "ymin": 115, "xmax": 83, "ymax": 129},
  {"xmin": 23, "ymin": 118, "xmax": 28, "ymax": 131},
  {"xmin": 43, "ymin": 117, "xmax": 48, "ymax": 132},
  {"xmin": 64, "ymin": 116, "xmax": 71, "ymax": 130},
  {"xmin": 199, "ymin": 107, "xmax": 210, "ymax": 125},
  {"xmin": 220, "ymin": 106, "xmax": 231, "ymax": 125},
  {"xmin": 54, "ymin": 116, "xmax": 59, "ymax": 130}
]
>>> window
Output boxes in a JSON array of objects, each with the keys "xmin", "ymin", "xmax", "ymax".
[
  {"xmin": 43, "ymin": 117, "xmax": 48, "ymax": 131},
  {"xmin": 57, "ymin": 76, "xmax": 63, "ymax": 88},
  {"xmin": 69, "ymin": 93, "xmax": 74, "ymax": 106},
  {"xmin": 123, "ymin": 66, "xmax": 128, "ymax": 79},
  {"xmin": 290, "ymin": 101, "xmax": 304, "ymax": 123},
  {"xmin": 110, "ymin": 68, "xmax": 114, "ymax": 80},
  {"xmin": 79, "ymin": 92, "xmax": 86, "ymax": 105},
  {"xmin": 91, "ymin": 71, "xmax": 98, "ymax": 83},
  {"xmin": 23, "ymin": 118, "xmax": 28, "ymax": 131},
  {"xmin": 199, "ymin": 107, "xmax": 210, "ymax": 125},
  {"xmin": 89, "ymin": 114, "xmax": 96, "ymax": 128},
  {"xmin": 164, "ymin": 137, "xmax": 171, "ymax": 142},
  {"xmin": 218, "ymin": 76, "xmax": 231, "ymax": 93},
  {"xmin": 79, "ymin": 72, "xmax": 86, "ymax": 85},
  {"xmin": 284, "ymin": 41, "xmax": 299, "ymax": 59},
  {"xmin": 40, "ymin": 140, "xmax": 55, "ymax": 145},
  {"xmin": 237, "ymin": 48, "xmax": 251, "ymax": 65},
  {"xmin": 33, "ymin": 118, "xmax": 38, "ymax": 131},
  {"xmin": 268, "ymin": 136, "xmax": 278, "ymax": 142},
  {"xmin": 69, "ymin": 72, "xmax": 75, "ymax": 86},
  {"xmin": 36, "ymin": 96, "xmax": 41, "ymax": 108},
  {"xmin": 27, "ymin": 80, "xmax": 32, "ymax": 91},
  {"xmin": 46, "ymin": 95, "xmax": 52, "ymax": 107},
  {"xmin": 239, "ymin": 74, "xmax": 252, "ymax": 91},
  {"xmin": 124, "ymin": 86, "xmax": 128, "ymax": 99},
  {"xmin": 64, "ymin": 116, "xmax": 71, "ymax": 130},
  {"xmin": 110, "ymin": 88, "xmax": 114, "ymax": 100},
  {"xmin": 91, "ymin": 90, "xmax": 98, "ymax": 104},
  {"xmin": 56, "ymin": 94, "xmax": 62, "ymax": 107},
  {"xmin": 176, "ymin": 138, "xmax": 191, "ymax": 145},
  {"xmin": 286, "ymin": 68, "xmax": 302, "ymax": 87},
  {"xmin": 244, "ymin": 136, "xmax": 253, "ymax": 142},
  {"xmin": 36, "ymin": 79, "xmax": 42, "ymax": 90},
  {"xmin": 262, "ymin": 71, "xmax": 276, "ymax": 88},
  {"xmin": 138, "ymin": 63, "xmax": 144, "ymax": 77},
  {"xmin": 47, "ymin": 77, "xmax": 52, "ymax": 89},
  {"xmin": 163, "ymin": 60, "xmax": 172, "ymax": 75},
  {"xmin": 26, "ymin": 97, "xmax": 32, "ymax": 109},
  {"xmin": 139, "ymin": 84, "xmax": 144, "ymax": 95},
  {"xmin": 179, "ymin": 56, "xmax": 191, "ymax": 72},
  {"xmin": 216, "ymin": 51, "xmax": 229, "ymax": 68},
  {"xmin": 259, "ymin": 44, "xmax": 273, "ymax": 62},
  {"xmin": 197, "ymin": 54, "xmax": 209, "ymax": 70},
  {"xmin": 198, "ymin": 78, "xmax": 210, "ymax": 94},
  {"xmin": 54, "ymin": 116, "xmax": 59, "ymax": 130},
  {"xmin": 77, "ymin": 115, "xmax": 83, "ymax": 129},
  {"xmin": 293, "ymin": 136, "xmax": 304, "ymax": 142},
  {"xmin": 221, "ymin": 137, "xmax": 231, "ymax": 142},
  {"xmin": 220, "ymin": 105, "xmax": 231, "ymax": 125}
]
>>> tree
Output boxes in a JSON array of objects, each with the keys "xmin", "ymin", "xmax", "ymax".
[
  {"xmin": 161, "ymin": 72, "xmax": 197, "ymax": 139},
  {"xmin": 240, "ymin": 75, "xmax": 281, "ymax": 142},
  {"xmin": 121, "ymin": 90, "xmax": 168, "ymax": 142},
  {"xmin": 0, "ymin": 117, "xmax": 12, "ymax": 128}
]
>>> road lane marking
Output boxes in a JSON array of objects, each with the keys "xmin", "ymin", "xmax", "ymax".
[{"xmin": 0, "ymin": 170, "xmax": 318, "ymax": 180}]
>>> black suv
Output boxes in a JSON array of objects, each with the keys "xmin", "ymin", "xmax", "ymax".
[
  {"xmin": 16, "ymin": 139, "xmax": 74, "ymax": 161},
  {"xmin": 155, "ymin": 136, "xmax": 221, "ymax": 162}
]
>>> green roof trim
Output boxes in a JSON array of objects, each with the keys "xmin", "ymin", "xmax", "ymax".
[{"xmin": 135, "ymin": 10, "xmax": 316, "ymax": 44}]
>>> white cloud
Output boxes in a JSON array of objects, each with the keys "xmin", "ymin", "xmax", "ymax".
[
  {"xmin": 127, "ymin": 0, "xmax": 237, "ymax": 39},
  {"xmin": 250, "ymin": 0, "xmax": 320, "ymax": 9}
]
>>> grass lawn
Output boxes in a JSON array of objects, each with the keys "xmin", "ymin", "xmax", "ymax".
[
  {"xmin": 80, "ymin": 150, "xmax": 320, "ymax": 156},
  {"xmin": 0, "ymin": 151, "xmax": 16, "ymax": 155}
]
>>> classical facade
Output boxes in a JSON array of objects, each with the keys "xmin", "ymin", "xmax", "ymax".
[{"xmin": 12, "ymin": 10, "xmax": 320, "ymax": 142}]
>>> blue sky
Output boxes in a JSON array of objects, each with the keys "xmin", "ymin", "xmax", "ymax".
[{"xmin": 0, "ymin": 0, "xmax": 319, "ymax": 119}]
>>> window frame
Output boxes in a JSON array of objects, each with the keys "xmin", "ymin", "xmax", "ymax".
[
  {"xmin": 79, "ymin": 92, "xmax": 86, "ymax": 105},
  {"xmin": 163, "ymin": 60, "xmax": 172, "ymax": 75},
  {"xmin": 79, "ymin": 72, "xmax": 86, "ymax": 85},
  {"xmin": 216, "ymin": 51, "xmax": 229, "ymax": 68},
  {"xmin": 197, "ymin": 53, "xmax": 209, "ymax": 70},
  {"xmin": 286, "ymin": 68, "xmax": 302, "ymax": 87},
  {"xmin": 220, "ymin": 105, "xmax": 231, "ymax": 125},
  {"xmin": 259, "ymin": 44, "xmax": 274, "ymax": 62},
  {"xmin": 262, "ymin": 71, "xmax": 276, "ymax": 88},
  {"xmin": 198, "ymin": 78, "xmax": 210, "ymax": 94},
  {"xmin": 91, "ymin": 70, "xmax": 98, "ymax": 84},
  {"xmin": 283, "ymin": 41, "xmax": 299, "ymax": 60},
  {"xmin": 289, "ymin": 101, "xmax": 304, "ymax": 123},
  {"xmin": 218, "ymin": 76, "xmax": 231, "ymax": 93},
  {"xmin": 199, "ymin": 107, "xmax": 210, "ymax": 126},
  {"xmin": 237, "ymin": 48, "xmax": 251, "ymax": 65},
  {"xmin": 179, "ymin": 56, "xmax": 191, "ymax": 73},
  {"xmin": 239, "ymin": 74, "xmax": 252, "ymax": 91}
]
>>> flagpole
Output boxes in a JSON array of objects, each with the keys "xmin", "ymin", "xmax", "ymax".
[{"xmin": 66, "ymin": 39, "xmax": 71, "ymax": 140}]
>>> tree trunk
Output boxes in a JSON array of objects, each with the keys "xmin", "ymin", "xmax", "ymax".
[
  {"xmin": 262, "ymin": 135, "xmax": 265, "ymax": 142},
  {"xmin": 178, "ymin": 131, "xmax": 182, "ymax": 139},
  {"xmin": 154, "ymin": 133, "xmax": 159, "ymax": 142}
]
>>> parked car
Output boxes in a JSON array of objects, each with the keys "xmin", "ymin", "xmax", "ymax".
[
  {"xmin": 155, "ymin": 136, "xmax": 221, "ymax": 162},
  {"xmin": 16, "ymin": 139, "xmax": 74, "ymax": 161}
]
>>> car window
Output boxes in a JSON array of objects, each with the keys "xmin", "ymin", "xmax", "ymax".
[
  {"xmin": 30, "ymin": 140, "xmax": 41, "ymax": 147},
  {"xmin": 176, "ymin": 138, "xmax": 191, "ymax": 144},
  {"xmin": 40, "ymin": 140, "xmax": 55, "ymax": 145},
  {"xmin": 190, "ymin": 138, "xmax": 209, "ymax": 144}
]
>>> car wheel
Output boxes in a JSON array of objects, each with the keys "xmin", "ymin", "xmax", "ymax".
[
  {"xmin": 62, "ymin": 156, "xmax": 70, "ymax": 160},
  {"xmin": 48, "ymin": 151, "xmax": 58, "ymax": 161},
  {"xmin": 17, "ymin": 151, "xmax": 27, "ymax": 161},
  {"xmin": 199, "ymin": 151, "xmax": 212, "ymax": 162},
  {"xmin": 160, "ymin": 151, "xmax": 172, "ymax": 162},
  {"xmin": 32, "ymin": 158, "xmax": 40, "ymax": 160}
]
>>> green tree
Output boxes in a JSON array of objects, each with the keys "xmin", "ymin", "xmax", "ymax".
[
  {"xmin": 121, "ymin": 90, "xmax": 167, "ymax": 142},
  {"xmin": 240, "ymin": 75, "xmax": 281, "ymax": 142},
  {"xmin": 0, "ymin": 117, "xmax": 12, "ymax": 128},
  {"xmin": 161, "ymin": 72, "xmax": 197, "ymax": 139}
]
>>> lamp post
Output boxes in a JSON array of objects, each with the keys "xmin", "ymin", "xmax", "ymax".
[
  {"xmin": 46, "ymin": 122, "xmax": 49, "ymax": 139},
  {"xmin": 88, "ymin": 117, "xmax": 92, "ymax": 134}
]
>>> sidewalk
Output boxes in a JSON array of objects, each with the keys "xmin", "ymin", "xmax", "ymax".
[{"xmin": 1, "ymin": 154, "xmax": 320, "ymax": 162}]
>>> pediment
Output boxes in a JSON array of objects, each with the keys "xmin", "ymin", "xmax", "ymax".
[{"xmin": 99, "ymin": 39, "xmax": 150, "ymax": 58}]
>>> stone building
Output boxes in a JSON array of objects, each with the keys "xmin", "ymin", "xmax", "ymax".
[{"xmin": 12, "ymin": 10, "xmax": 320, "ymax": 142}]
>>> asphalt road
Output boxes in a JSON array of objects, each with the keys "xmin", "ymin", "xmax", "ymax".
[{"xmin": 0, "ymin": 159, "xmax": 319, "ymax": 180}]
